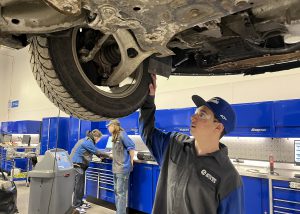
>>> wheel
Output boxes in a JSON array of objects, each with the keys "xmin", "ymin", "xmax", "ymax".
[{"xmin": 30, "ymin": 27, "xmax": 152, "ymax": 121}]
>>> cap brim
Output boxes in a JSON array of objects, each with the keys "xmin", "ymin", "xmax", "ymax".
[{"xmin": 192, "ymin": 95, "xmax": 209, "ymax": 108}]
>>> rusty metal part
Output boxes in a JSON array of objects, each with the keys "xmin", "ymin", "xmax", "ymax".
[
  {"xmin": 42, "ymin": 0, "xmax": 82, "ymax": 16},
  {"xmin": 80, "ymin": 34, "xmax": 109, "ymax": 63},
  {"xmin": 207, "ymin": 51, "xmax": 300, "ymax": 72},
  {"xmin": 87, "ymin": 0, "xmax": 258, "ymax": 56},
  {"xmin": 0, "ymin": 1, "xmax": 85, "ymax": 33},
  {"xmin": 106, "ymin": 29, "xmax": 154, "ymax": 86}
]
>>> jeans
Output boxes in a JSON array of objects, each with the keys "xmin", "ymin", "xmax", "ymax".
[
  {"xmin": 73, "ymin": 167, "xmax": 85, "ymax": 208},
  {"xmin": 113, "ymin": 172, "xmax": 130, "ymax": 214}
]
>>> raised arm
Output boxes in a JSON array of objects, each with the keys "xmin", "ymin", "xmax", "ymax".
[{"xmin": 139, "ymin": 75, "xmax": 172, "ymax": 166}]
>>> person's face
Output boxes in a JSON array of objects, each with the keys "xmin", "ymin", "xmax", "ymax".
[
  {"xmin": 108, "ymin": 124, "xmax": 115, "ymax": 134},
  {"xmin": 94, "ymin": 136, "xmax": 101, "ymax": 143},
  {"xmin": 190, "ymin": 106, "xmax": 223, "ymax": 139}
]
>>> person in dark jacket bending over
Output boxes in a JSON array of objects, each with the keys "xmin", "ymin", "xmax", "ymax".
[
  {"xmin": 139, "ymin": 75, "xmax": 244, "ymax": 214},
  {"xmin": 107, "ymin": 119, "xmax": 135, "ymax": 214},
  {"xmin": 70, "ymin": 129, "xmax": 110, "ymax": 213}
]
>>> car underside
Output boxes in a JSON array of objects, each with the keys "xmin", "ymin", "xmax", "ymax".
[{"xmin": 1, "ymin": 0, "xmax": 300, "ymax": 120}]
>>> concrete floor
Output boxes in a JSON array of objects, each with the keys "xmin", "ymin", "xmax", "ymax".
[{"xmin": 16, "ymin": 181, "xmax": 115, "ymax": 214}]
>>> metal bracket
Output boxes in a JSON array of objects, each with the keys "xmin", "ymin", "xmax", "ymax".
[
  {"xmin": 42, "ymin": 0, "xmax": 81, "ymax": 16},
  {"xmin": 106, "ymin": 29, "xmax": 154, "ymax": 86}
]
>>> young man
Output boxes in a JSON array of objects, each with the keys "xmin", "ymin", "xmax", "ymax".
[
  {"xmin": 70, "ymin": 129, "xmax": 109, "ymax": 214},
  {"xmin": 139, "ymin": 75, "xmax": 244, "ymax": 214},
  {"xmin": 107, "ymin": 119, "xmax": 135, "ymax": 214}
]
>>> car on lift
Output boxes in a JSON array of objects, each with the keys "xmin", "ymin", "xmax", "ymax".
[{"xmin": 0, "ymin": 0, "xmax": 300, "ymax": 120}]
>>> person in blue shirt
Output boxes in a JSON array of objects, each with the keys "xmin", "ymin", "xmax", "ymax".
[
  {"xmin": 107, "ymin": 119, "xmax": 135, "ymax": 214},
  {"xmin": 70, "ymin": 129, "xmax": 109, "ymax": 213},
  {"xmin": 139, "ymin": 75, "xmax": 244, "ymax": 214}
]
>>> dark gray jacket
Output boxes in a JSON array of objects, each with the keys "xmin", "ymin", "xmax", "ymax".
[{"xmin": 139, "ymin": 95, "xmax": 244, "ymax": 214}]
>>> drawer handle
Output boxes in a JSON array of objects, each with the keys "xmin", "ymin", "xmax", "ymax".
[
  {"xmin": 273, "ymin": 210, "xmax": 292, "ymax": 214},
  {"xmin": 274, "ymin": 198, "xmax": 300, "ymax": 205},
  {"xmin": 86, "ymin": 175, "xmax": 98, "ymax": 180},
  {"xmin": 99, "ymin": 181, "xmax": 114, "ymax": 186},
  {"xmin": 99, "ymin": 172, "xmax": 113, "ymax": 177},
  {"xmin": 99, "ymin": 186, "xmax": 114, "ymax": 192},
  {"xmin": 99, "ymin": 175, "xmax": 113, "ymax": 179},
  {"xmin": 273, "ymin": 186, "xmax": 300, "ymax": 192},
  {"xmin": 274, "ymin": 205, "xmax": 300, "ymax": 212},
  {"xmin": 100, "ymin": 178, "xmax": 113, "ymax": 183},
  {"xmin": 86, "ymin": 178, "xmax": 98, "ymax": 182}
]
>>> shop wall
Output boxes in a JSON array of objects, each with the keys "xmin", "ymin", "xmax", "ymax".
[
  {"xmin": 0, "ymin": 47, "xmax": 68, "ymax": 122},
  {"xmin": 155, "ymin": 69, "xmax": 300, "ymax": 109}
]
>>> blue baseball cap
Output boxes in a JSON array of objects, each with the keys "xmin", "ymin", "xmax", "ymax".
[{"xmin": 192, "ymin": 95, "xmax": 236, "ymax": 134}]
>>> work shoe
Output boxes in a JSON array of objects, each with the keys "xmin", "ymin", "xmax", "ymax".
[
  {"xmin": 75, "ymin": 207, "xmax": 86, "ymax": 214},
  {"xmin": 81, "ymin": 203, "xmax": 92, "ymax": 209}
]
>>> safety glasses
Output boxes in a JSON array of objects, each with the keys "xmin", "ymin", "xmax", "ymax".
[{"xmin": 194, "ymin": 108, "xmax": 220, "ymax": 123}]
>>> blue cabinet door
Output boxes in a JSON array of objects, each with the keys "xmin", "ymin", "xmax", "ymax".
[
  {"xmin": 242, "ymin": 176, "xmax": 269, "ymax": 214},
  {"xmin": 129, "ymin": 163, "xmax": 153, "ymax": 213},
  {"xmin": 152, "ymin": 165, "xmax": 160, "ymax": 203},
  {"xmin": 40, "ymin": 118, "xmax": 50, "ymax": 155},
  {"xmin": 229, "ymin": 102, "xmax": 274, "ymax": 137},
  {"xmin": 68, "ymin": 117, "xmax": 80, "ymax": 154},
  {"xmin": 155, "ymin": 108, "xmax": 194, "ymax": 135},
  {"xmin": 16, "ymin": 121, "xmax": 41, "ymax": 134},
  {"xmin": 119, "ymin": 112, "xmax": 139, "ymax": 135},
  {"xmin": 40, "ymin": 117, "xmax": 69, "ymax": 154},
  {"xmin": 86, "ymin": 179, "xmax": 98, "ymax": 198},
  {"xmin": 95, "ymin": 135, "xmax": 109, "ymax": 149},
  {"xmin": 274, "ymin": 99, "xmax": 300, "ymax": 137},
  {"xmin": 79, "ymin": 120, "xmax": 92, "ymax": 139},
  {"xmin": 48, "ymin": 118, "xmax": 59, "ymax": 150}
]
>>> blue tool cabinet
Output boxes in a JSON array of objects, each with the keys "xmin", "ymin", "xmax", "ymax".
[
  {"xmin": 0, "ymin": 120, "xmax": 41, "ymax": 134},
  {"xmin": 40, "ymin": 117, "xmax": 69, "ymax": 155},
  {"xmin": 229, "ymin": 102, "xmax": 274, "ymax": 137},
  {"xmin": 119, "ymin": 112, "xmax": 139, "ymax": 135},
  {"xmin": 272, "ymin": 179, "xmax": 300, "ymax": 213},
  {"xmin": 152, "ymin": 165, "xmax": 160, "ymax": 203},
  {"xmin": 273, "ymin": 99, "xmax": 300, "ymax": 137},
  {"xmin": 85, "ymin": 160, "xmax": 115, "ymax": 204},
  {"xmin": 129, "ymin": 163, "xmax": 153, "ymax": 213},
  {"xmin": 68, "ymin": 117, "xmax": 93, "ymax": 154},
  {"xmin": 68, "ymin": 117, "xmax": 109, "ymax": 153},
  {"xmin": 155, "ymin": 107, "xmax": 194, "ymax": 135},
  {"xmin": 242, "ymin": 176, "xmax": 269, "ymax": 214}
]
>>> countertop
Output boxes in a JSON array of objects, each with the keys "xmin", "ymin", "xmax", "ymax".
[{"xmin": 92, "ymin": 155, "xmax": 300, "ymax": 182}]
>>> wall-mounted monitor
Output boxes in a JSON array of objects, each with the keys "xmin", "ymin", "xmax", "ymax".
[
  {"xmin": 295, "ymin": 140, "xmax": 300, "ymax": 166},
  {"xmin": 22, "ymin": 135, "xmax": 31, "ymax": 146}
]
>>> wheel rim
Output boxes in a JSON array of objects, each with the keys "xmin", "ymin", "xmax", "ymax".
[{"xmin": 71, "ymin": 27, "xmax": 144, "ymax": 99}]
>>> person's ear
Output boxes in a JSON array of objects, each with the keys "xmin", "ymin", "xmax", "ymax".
[{"xmin": 215, "ymin": 122, "xmax": 224, "ymax": 134}]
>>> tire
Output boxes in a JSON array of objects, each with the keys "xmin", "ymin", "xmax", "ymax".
[{"xmin": 30, "ymin": 28, "xmax": 151, "ymax": 121}]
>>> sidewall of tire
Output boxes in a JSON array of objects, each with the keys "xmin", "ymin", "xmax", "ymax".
[{"xmin": 47, "ymin": 32, "xmax": 151, "ymax": 118}]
